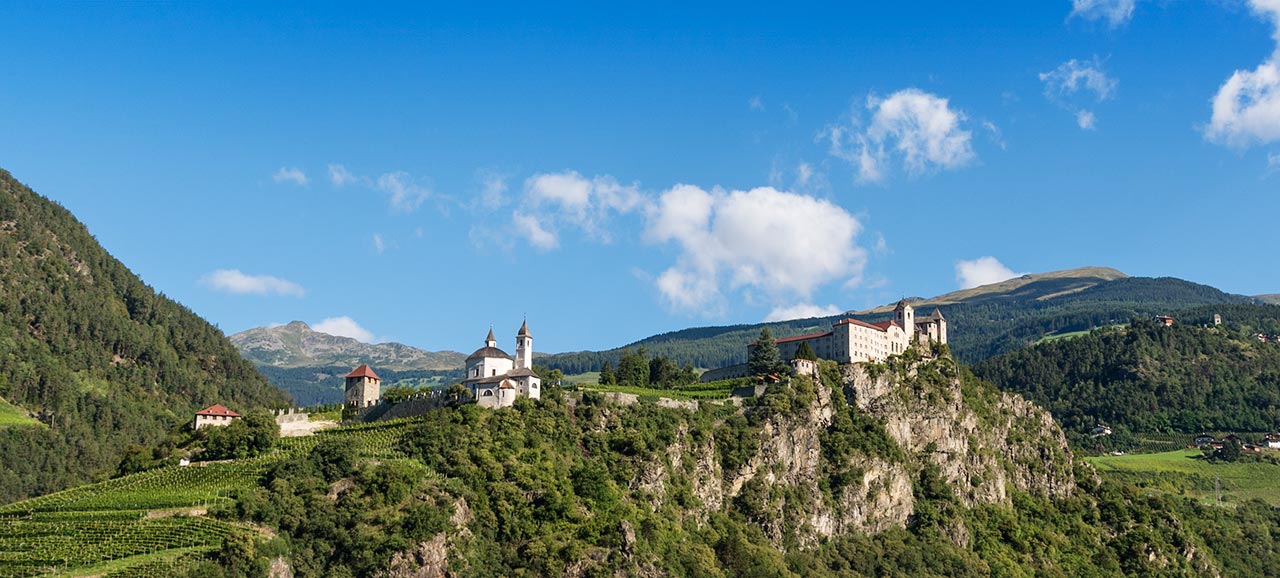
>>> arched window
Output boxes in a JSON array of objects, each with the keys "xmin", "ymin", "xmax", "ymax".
[{"xmin": 483, "ymin": 390, "xmax": 494, "ymax": 396}]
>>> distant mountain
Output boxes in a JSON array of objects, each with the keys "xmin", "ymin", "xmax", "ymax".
[
  {"xmin": 0, "ymin": 169, "xmax": 288, "ymax": 504},
  {"xmin": 231, "ymin": 321, "xmax": 465, "ymax": 371},
  {"xmin": 539, "ymin": 267, "xmax": 1256, "ymax": 373},
  {"xmin": 854, "ymin": 266, "xmax": 1130, "ymax": 313},
  {"xmin": 1257, "ymin": 294, "xmax": 1280, "ymax": 305}
]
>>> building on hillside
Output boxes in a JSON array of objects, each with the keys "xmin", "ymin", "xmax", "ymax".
[
  {"xmin": 791, "ymin": 357, "xmax": 819, "ymax": 378},
  {"xmin": 464, "ymin": 321, "xmax": 541, "ymax": 409},
  {"xmin": 345, "ymin": 364, "xmax": 382, "ymax": 408},
  {"xmin": 749, "ymin": 300, "xmax": 948, "ymax": 365},
  {"xmin": 1154, "ymin": 315, "xmax": 1175, "ymax": 327},
  {"xmin": 193, "ymin": 404, "xmax": 241, "ymax": 430},
  {"xmin": 1214, "ymin": 313, "xmax": 1223, "ymax": 326}
]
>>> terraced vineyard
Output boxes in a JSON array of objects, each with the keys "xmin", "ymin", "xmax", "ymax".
[{"xmin": 0, "ymin": 418, "xmax": 419, "ymax": 577}]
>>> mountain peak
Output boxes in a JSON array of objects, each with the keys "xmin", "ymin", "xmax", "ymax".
[{"xmin": 230, "ymin": 323, "xmax": 464, "ymax": 371}]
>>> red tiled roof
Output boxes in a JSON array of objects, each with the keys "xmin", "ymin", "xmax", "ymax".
[
  {"xmin": 346, "ymin": 364, "xmax": 380, "ymax": 380},
  {"xmin": 751, "ymin": 330, "xmax": 833, "ymax": 346},
  {"xmin": 833, "ymin": 318, "xmax": 887, "ymax": 332},
  {"xmin": 774, "ymin": 330, "xmax": 834, "ymax": 344},
  {"xmin": 195, "ymin": 404, "xmax": 241, "ymax": 418},
  {"xmin": 872, "ymin": 321, "xmax": 895, "ymax": 330}
]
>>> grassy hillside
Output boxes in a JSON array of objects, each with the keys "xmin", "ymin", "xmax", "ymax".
[
  {"xmin": 974, "ymin": 304, "xmax": 1280, "ymax": 445},
  {"xmin": 10, "ymin": 374, "xmax": 1280, "ymax": 576},
  {"xmin": 540, "ymin": 273, "xmax": 1253, "ymax": 373},
  {"xmin": 0, "ymin": 169, "xmax": 288, "ymax": 504},
  {"xmin": 1088, "ymin": 449, "xmax": 1280, "ymax": 506},
  {"xmin": 0, "ymin": 419, "xmax": 414, "ymax": 577}
]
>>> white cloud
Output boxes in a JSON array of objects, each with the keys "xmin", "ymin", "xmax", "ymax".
[
  {"xmin": 477, "ymin": 170, "xmax": 509, "ymax": 209},
  {"xmin": 1206, "ymin": 1, "xmax": 1280, "ymax": 149},
  {"xmin": 764, "ymin": 303, "xmax": 843, "ymax": 322},
  {"xmin": 825, "ymin": 89, "xmax": 975, "ymax": 183},
  {"xmin": 1069, "ymin": 0, "xmax": 1136, "ymax": 28},
  {"xmin": 955, "ymin": 257, "xmax": 1023, "ymax": 290},
  {"xmin": 749, "ymin": 95, "xmax": 765, "ymax": 111},
  {"xmin": 1076, "ymin": 110, "xmax": 1098, "ymax": 130},
  {"xmin": 646, "ymin": 185, "xmax": 867, "ymax": 313},
  {"xmin": 519, "ymin": 170, "xmax": 644, "ymax": 246},
  {"xmin": 513, "ymin": 213, "xmax": 559, "ymax": 250},
  {"xmin": 272, "ymin": 167, "xmax": 308, "ymax": 186},
  {"xmin": 200, "ymin": 269, "xmax": 306, "ymax": 297},
  {"xmin": 796, "ymin": 162, "xmax": 813, "ymax": 186},
  {"xmin": 313, "ymin": 316, "xmax": 375, "ymax": 343},
  {"xmin": 1040, "ymin": 58, "xmax": 1116, "ymax": 130},
  {"xmin": 373, "ymin": 234, "xmax": 385, "ymax": 255},
  {"xmin": 327, "ymin": 164, "xmax": 433, "ymax": 212},
  {"xmin": 328, "ymin": 163, "xmax": 359, "ymax": 187},
  {"xmin": 1041, "ymin": 58, "xmax": 1117, "ymax": 101},
  {"xmin": 377, "ymin": 171, "xmax": 431, "ymax": 213}
]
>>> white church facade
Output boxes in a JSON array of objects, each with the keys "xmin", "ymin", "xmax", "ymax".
[
  {"xmin": 464, "ymin": 321, "xmax": 541, "ymax": 408},
  {"xmin": 752, "ymin": 300, "xmax": 948, "ymax": 365}
]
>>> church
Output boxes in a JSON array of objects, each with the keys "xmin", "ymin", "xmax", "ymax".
[
  {"xmin": 463, "ymin": 320, "xmax": 542, "ymax": 408},
  {"xmin": 752, "ymin": 300, "xmax": 948, "ymax": 365}
]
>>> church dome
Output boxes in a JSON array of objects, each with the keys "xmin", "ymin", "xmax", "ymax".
[{"xmin": 467, "ymin": 346, "xmax": 512, "ymax": 361}]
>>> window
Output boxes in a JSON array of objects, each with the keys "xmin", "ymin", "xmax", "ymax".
[
  {"xmin": 483, "ymin": 390, "xmax": 493, "ymax": 396},
  {"xmin": 492, "ymin": 369, "xmax": 497, "ymax": 376}
]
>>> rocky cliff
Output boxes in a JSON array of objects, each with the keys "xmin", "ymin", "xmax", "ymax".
[{"xmin": 524, "ymin": 347, "xmax": 1075, "ymax": 557}]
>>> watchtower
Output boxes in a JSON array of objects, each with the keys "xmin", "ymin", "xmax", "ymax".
[{"xmin": 344, "ymin": 364, "xmax": 381, "ymax": 407}]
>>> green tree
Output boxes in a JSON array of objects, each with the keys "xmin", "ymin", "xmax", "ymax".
[
  {"xmin": 599, "ymin": 361, "xmax": 616, "ymax": 385},
  {"xmin": 794, "ymin": 340, "xmax": 818, "ymax": 361},
  {"xmin": 749, "ymin": 328, "xmax": 781, "ymax": 376},
  {"xmin": 617, "ymin": 347, "xmax": 650, "ymax": 387}
]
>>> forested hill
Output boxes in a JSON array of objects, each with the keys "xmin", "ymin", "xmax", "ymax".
[
  {"xmin": 0, "ymin": 169, "xmax": 288, "ymax": 504},
  {"xmin": 539, "ymin": 273, "xmax": 1254, "ymax": 374},
  {"xmin": 972, "ymin": 304, "xmax": 1280, "ymax": 442}
]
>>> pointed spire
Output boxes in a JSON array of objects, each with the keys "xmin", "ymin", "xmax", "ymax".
[
  {"xmin": 932, "ymin": 307, "xmax": 945, "ymax": 320},
  {"xmin": 485, "ymin": 325, "xmax": 496, "ymax": 346},
  {"xmin": 518, "ymin": 318, "xmax": 531, "ymax": 338}
]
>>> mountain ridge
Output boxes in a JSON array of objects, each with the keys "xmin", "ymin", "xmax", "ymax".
[{"xmin": 231, "ymin": 320, "xmax": 465, "ymax": 370}]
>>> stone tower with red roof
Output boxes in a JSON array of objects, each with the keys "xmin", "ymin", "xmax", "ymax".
[{"xmin": 345, "ymin": 364, "xmax": 382, "ymax": 408}]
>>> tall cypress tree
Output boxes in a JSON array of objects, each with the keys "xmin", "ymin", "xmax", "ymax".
[{"xmin": 794, "ymin": 340, "xmax": 818, "ymax": 361}]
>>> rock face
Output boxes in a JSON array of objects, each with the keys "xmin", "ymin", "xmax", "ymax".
[
  {"xmin": 231, "ymin": 321, "xmax": 465, "ymax": 370},
  {"xmin": 843, "ymin": 357, "xmax": 1075, "ymax": 506},
  {"xmin": 618, "ymin": 351, "xmax": 1074, "ymax": 551}
]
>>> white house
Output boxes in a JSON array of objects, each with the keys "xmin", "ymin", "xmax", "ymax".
[
  {"xmin": 464, "ymin": 321, "xmax": 541, "ymax": 408},
  {"xmin": 193, "ymin": 404, "xmax": 241, "ymax": 430}
]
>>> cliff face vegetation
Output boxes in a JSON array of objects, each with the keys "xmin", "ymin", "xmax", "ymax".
[
  {"xmin": 205, "ymin": 350, "xmax": 1274, "ymax": 578},
  {"xmin": 0, "ymin": 169, "xmax": 288, "ymax": 503}
]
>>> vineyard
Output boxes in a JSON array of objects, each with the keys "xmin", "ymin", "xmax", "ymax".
[{"xmin": 0, "ymin": 418, "xmax": 420, "ymax": 577}]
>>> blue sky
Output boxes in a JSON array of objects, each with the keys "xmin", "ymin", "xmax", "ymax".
[{"xmin": 2, "ymin": 1, "xmax": 1279, "ymax": 353}]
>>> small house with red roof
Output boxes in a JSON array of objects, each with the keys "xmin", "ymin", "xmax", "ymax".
[
  {"xmin": 345, "ymin": 364, "xmax": 382, "ymax": 408},
  {"xmin": 193, "ymin": 404, "xmax": 241, "ymax": 430}
]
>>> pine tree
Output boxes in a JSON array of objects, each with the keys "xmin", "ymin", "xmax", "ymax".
[
  {"xmin": 599, "ymin": 361, "xmax": 616, "ymax": 385},
  {"xmin": 749, "ymin": 328, "xmax": 781, "ymax": 376}
]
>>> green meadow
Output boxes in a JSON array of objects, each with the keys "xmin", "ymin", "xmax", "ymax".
[
  {"xmin": 0, "ymin": 397, "xmax": 40, "ymax": 427},
  {"xmin": 1087, "ymin": 449, "xmax": 1280, "ymax": 506}
]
